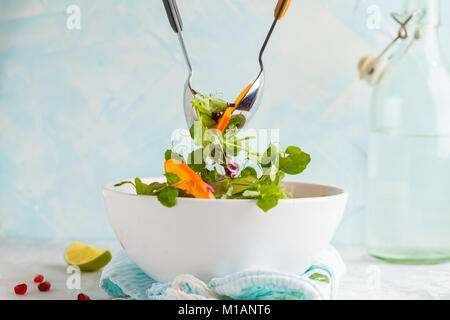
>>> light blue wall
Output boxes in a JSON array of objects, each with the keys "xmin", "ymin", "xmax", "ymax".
[{"xmin": 0, "ymin": 0, "xmax": 449, "ymax": 243}]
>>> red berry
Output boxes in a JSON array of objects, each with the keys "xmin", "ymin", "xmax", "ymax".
[
  {"xmin": 212, "ymin": 112, "xmax": 222, "ymax": 122},
  {"xmin": 34, "ymin": 274, "xmax": 44, "ymax": 283},
  {"xmin": 14, "ymin": 284, "xmax": 27, "ymax": 295},
  {"xmin": 38, "ymin": 281, "xmax": 51, "ymax": 292},
  {"xmin": 77, "ymin": 293, "xmax": 91, "ymax": 300}
]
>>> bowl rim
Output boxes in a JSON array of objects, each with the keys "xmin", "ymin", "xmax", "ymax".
[{"xmin": 102, "ymin": 177, "xmax": 348, "ymax": 203}]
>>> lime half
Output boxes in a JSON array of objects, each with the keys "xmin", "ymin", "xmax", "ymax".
[{"xmin": 64, "ymin": 242, "xmax": 112, "ymax": 271}]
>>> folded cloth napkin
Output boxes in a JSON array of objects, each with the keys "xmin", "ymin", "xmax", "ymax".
[{"xmin": 100, "ymin": 246, "xmax": 345, "ymax": 300}]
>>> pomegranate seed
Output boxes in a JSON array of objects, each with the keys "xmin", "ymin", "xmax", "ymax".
[
  {"xmin": 34, "ymin": 274, "xmax": 44, "ymax": 283},
  {"xmin": 38, "ymin": 281, "xmax": 51, "ymax": 292},
  {"xmin": 14, "ymin": 283, "xmax": 27, "ymax": 295},
  {"xmin": 77, "ymin": 293, "xmax": 91, "ymax": 300},
  {"xmin": 212, "ymin": 112, "xmax": 222, "ymax": 122}
]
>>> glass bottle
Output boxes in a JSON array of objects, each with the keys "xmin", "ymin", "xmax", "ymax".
[{"xmin": 367, "ymin": 0, "xmax": 450, "ymax": 264}]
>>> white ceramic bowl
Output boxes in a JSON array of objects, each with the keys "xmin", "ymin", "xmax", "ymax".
[{"xmin": 102, "ymin": 178, "xmax": 348, "ymax": 282}]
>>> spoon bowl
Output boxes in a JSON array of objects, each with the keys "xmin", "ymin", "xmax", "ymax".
[
  {"xmin": 234, "ymin": 72, "xmax": 264, "ymax": 118},
  {"xmin": 183, "ymin": 78, "xmax": 197, "ymax": 127}
]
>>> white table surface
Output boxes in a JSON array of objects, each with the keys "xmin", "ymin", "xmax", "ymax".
[{"xmin": 1, "ymin": 240, "xmax": 449, "ymax": 300}]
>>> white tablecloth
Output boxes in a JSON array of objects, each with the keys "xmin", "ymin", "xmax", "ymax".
[{"xmin": 0, "ymin": 240, "xmax": 449, "ymax": 300}]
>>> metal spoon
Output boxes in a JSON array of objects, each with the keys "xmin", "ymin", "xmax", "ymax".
[
  {"xmin": 163, "ymin": 0, "xmax": 291, "ymax": 129},
  {"xmin": 214, "ymin": 0, "xmax": 291, "ymax": 133},
  {"xmin": 162, "ymin": 0, "xmax": 199, "ymax": 127},
  {"xmin": 232, "ymin": 0, "xmax": 291, "ymax": 118}
]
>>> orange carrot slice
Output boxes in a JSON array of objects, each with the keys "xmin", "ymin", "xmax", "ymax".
[
  {"xmin": 164, "ymin": 159, "xmax": 215, "ymax": 199},
  {"xmin": 216, "ymin": 84, "xmax": 252, "ymax": 133},
  {"xmin": 215, "ymin": 107, "xmax": 233, "ymax": 133}
]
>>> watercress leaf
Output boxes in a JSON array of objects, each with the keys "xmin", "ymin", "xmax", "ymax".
[
  {"xmin": 257, "ymin": 195, "xmax": 279, "ymax": 212},
  {"xmin": 157, "ymin": 186, "xmax": 179, "ymax": 208},
  {"xmin": 177, "ymin": 189, "xmax": 195, "ymax": 198},
  {"xmin": 135, "ymin": 178, "xmax": 160, "ymax": 195},
  {"xmin": 201, "ymin": 168, "xmax": 220, "ymax": 185},
  {"xmin": 257, "ymin": 174, "xmax": 272, "ymax": 186},
  {"xmin": 134, "ymin": 178, "xmax": 145, "ymax": 195},
  {"xmin": 285, "ymin": 146, "xmax": 303, "ymax": 155},
  {"xmin": 260, "ymin": 183, "xmax": 282, "ymax": 196},
  {"xmin": 214, "ymin": 179, "xmax": 230, "ymax": 198},
  {"xmin": 200, "ymin": 112, "xmax": 217, "ymax": 128},
  {"xmin": 231, "ymin": 176, "xmax": 258, "ymax": 186},
  {"xmin": 255, "ymin": 183, "xmax": 285, "ymax": 211},
  {"xmin": 164, "ymin": 172, "xmax": 181, "ymax": 185},
  {"xmin": 165, "ymin": 149, "xmax": 185, "ymax": 163},
  {"xmin": 279, "ymin": 147, "xmax": 311, "ymax": 175},
  {"xmin": 230, "ymin": 176, "xmax": 258, "ymax": 195},
  {"xmin": 149, "ymin": 182, "xmax": 167, "ymax": 193},
  {"xmin": 240, "ymin": 167, "xmax": 258, "ymax": 178},
  {"xmin": 231, "ymin": 184, "xmax": 251, "ymax": 195},
  {"xmin": 209, "ymin": 97, "xmax": 229, "ymax": 113}
]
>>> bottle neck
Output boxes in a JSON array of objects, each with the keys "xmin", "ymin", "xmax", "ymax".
[
  {"xmin": 405, "ymin": 0, "xmax": 440, "ymax": 28},
  {"xmin": 404, "ymin": 0, "xmax": 443, "ymax": 62}
]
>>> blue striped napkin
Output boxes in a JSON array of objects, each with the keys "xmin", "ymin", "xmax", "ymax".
[{"xmin": 100, "ymin": 246, "xmax": 345, "ymax": 300}]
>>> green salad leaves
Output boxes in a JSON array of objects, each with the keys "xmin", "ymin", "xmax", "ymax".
[{"xmin": 115, "ymin": 92, "xmax": 311, "ymax": 212}]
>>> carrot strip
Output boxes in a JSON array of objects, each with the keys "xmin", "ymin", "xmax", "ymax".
[
  {"xmin": 216, "ymin": 84, "xmax": 252, "ymax": 133},
  {"xmin": 215, "ymin": 107, "xmax": 233, "ymax": 133}
]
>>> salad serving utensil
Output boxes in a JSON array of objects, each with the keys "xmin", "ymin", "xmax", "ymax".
[
  {"xmin": 162, "ymin": 0, "xmax": 198, "ymax": 127},
  {"xmin": 162, "ymin": 0, "xmax": 291, "ymax": 129},
  {"xmin": 232, "ymin": 0, "xmax": 291, "ymax": 117}
]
